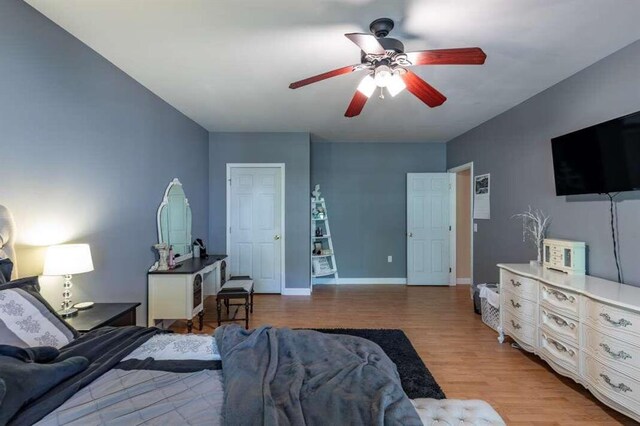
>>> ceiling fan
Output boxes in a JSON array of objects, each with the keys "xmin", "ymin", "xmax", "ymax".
[{"xmin": 289, "ymin": 18, "xmax": 486, "ymax": 118}]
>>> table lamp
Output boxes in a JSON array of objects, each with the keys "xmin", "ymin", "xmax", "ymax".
[{"xmin": 43, "ymin": 244, "xmax": 94, "ymax": 317}]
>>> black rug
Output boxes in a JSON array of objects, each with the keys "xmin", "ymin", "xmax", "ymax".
[{"xmin": 311, "ymin": 328, "xmax": 445, "ymax": 400}]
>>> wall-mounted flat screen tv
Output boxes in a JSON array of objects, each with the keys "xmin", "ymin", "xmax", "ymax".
[{"xmin": 551, "ymin": 110, "xmax": 640, "ymax": 195}]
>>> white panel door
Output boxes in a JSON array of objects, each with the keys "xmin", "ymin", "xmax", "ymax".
[
  {"xmin": 407, "ymin": 173, "xmax": 451, "ymax": 285},
  {"xmin": 229, "ymin": 167, "xmax": 282, "ymax": 293}
]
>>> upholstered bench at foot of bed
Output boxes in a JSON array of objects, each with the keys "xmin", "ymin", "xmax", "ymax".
[{"xmin": 411, "ymin": 399, "xmax": 505, "ymax": 425}]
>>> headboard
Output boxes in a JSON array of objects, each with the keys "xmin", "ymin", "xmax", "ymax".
[{"xmin": 0, "ymin": 204, "xmax": 18, "ymax": 279}]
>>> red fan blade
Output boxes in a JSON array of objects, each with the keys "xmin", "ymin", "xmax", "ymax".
[
  {"xmin": 345, "ymin": 33, "xmax": 386, "ymax": 55},
  {"xmin": 344, "ymin": 90, "xmax": 369, "ymax": 117},
  {"xmin": 289, "ymin": 65, "xmax": 358, "ymax": 89},
  {"xmin": 401, "ymin": 70, "xmax": 447, "ymax": 108},
  {"xmin": 406, "ymin": 48, "xmax": 486, "ymax": 66}
]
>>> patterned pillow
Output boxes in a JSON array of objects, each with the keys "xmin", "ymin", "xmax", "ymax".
[{"xmin": 0, "ymin": 277, "xmax": 78, "ymax": 348}]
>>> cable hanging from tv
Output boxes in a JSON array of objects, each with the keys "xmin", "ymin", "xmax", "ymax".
[{"xmin": 606, "ymin": 193, "xmax": 622, "ymax": 283}]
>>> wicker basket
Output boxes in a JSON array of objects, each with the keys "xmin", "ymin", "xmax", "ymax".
[{"xmin": 481, "ymin": 291, "xmax": 500, "ymax": 332}]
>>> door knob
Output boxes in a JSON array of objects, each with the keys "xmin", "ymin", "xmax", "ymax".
[
  {"xmin": 408, "ymin": 232, "xmax": 413, "ymax": 237},
  {"xmin": 274, "ymin": 235, "xmax": 281, "ymax": 240}
]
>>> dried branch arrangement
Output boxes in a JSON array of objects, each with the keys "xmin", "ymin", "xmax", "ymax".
[{"xmin": 512, "ymin": 206, "xmax": 551, "ymax": 264}]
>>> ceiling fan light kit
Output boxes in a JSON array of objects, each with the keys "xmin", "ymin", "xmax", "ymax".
[{"xmin": 289, "ymin": 18, "xmax": 486, "ymax": 118}]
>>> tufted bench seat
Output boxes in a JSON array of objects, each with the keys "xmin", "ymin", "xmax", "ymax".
[{"xmin": 411, "ymin": 399, "xmax": 505, "ymax": 425}]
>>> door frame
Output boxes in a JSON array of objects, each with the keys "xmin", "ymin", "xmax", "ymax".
[
  {"xmin": 226, "ymin": 163, "xmax": 286, "ymax": 294},
  {"xmin": 447, "ymin": 162, "xmax": 474, "ymax": 287}
]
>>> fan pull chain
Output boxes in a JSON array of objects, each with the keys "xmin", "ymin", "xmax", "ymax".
[{"xmin": 379, "ymin": 87, "xmax": 385, "ymax": 100}]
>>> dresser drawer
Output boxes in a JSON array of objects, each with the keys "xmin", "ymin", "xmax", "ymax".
[
  {"xmin": 540, "ymin": 306, "xmax": 579, "ymax": 345},
  {"xmin": 584, "ymin": 353, "xmax": 640, "ymax": 415},
  {"xmin": 503, "ymin": 288, "xmax": 537, "ymax": 323},
  {"xmin": 584, "ymin": 298, "xmax": 640, "ymax": 346},
  {"xmin": 540, "ymin": 284, "xmax": 579, "ymax": 318},
  {"xmin": 503, "ymin": 308, "xmax": 536, "ymax": 347},
  {"xmin": 502, "ymin": 270, "xmax": 538, "ymax": 301},
  {"xmin": 583, "ymin": 325, "xmax": 640, "ymax": 376},
  {"xmin": 539, "ymin": 330, "xmax": 579, "ymax": 375}
]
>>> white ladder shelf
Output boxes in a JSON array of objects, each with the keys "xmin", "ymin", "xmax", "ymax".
[{"xmin": 311, "ymin": 198, "xmax": 338, "ymax": 284}]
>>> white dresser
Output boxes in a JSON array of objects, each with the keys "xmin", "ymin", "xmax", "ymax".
[{"xmin": 498, "ymin": 263, "xmax": 640, "ymax": 422}]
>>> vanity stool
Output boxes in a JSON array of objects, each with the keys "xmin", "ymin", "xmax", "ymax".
[{"xmin": 216, "ymin": 276, "xmax": 254, "ymax": 329}]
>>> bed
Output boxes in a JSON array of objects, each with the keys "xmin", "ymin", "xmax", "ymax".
[{"xmin": 0, "ymin": 205, "xmax": 504, "ymax": 425}]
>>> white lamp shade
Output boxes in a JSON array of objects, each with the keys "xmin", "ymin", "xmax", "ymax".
[{"xmin": 43, "ymin": 244, "xmax": 94, "ymax": 276}]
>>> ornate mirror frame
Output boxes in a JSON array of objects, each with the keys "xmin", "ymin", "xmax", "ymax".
[{"xmin": 157, "ymin": 178, "xmax": 192, "ymax": 263}]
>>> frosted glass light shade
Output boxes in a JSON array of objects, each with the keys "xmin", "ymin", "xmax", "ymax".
[
  {"xmin": 387, "ymin": 73, "xmax": 406, "ymax": 97},
  {"xmin": 357, "ymin": 75, "xmax": 376, "ymax": 98},
  {"xmin": 43, "ymin": 244, "xmax": 94, "ymax": 276}
]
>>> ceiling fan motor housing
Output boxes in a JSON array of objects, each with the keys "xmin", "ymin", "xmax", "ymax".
[{"xmin": 360, "ymin": 38, "xmax": 405, "ymax": 63}]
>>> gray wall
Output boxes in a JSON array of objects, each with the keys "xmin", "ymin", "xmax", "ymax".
[
  {"xmin": 447, "ymin": 40, "xmax": 640, "ymax": 286},
  {"xmin": 0, "ymin": 0, "xmax": 209, "ymax": 323},
  {"xmin": 311, "ymin": 142, "xmax": 447, "ymax": 278},
  {"xmin": 209, "ymin": 132, "xmax": 311, "ymax": 289}
]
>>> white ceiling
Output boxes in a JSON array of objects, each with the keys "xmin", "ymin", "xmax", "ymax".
[{"xmin": 26, "ymin": 0, "xmax": 640, "ymax": 142}]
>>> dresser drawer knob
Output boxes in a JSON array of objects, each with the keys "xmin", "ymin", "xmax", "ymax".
[
  {"xmin": 600, "ymin": 374, "xmax": 632, "ymax": 393},
  {"xmin": 510, "ymin": 279, "xmax": 522, "ymax": 287},
  {"xmin": 599, "ymin": 343, "xmax": 632, "ymax": 360},
  {"xmin": 600, "ymin": 313, "xmax": 633, "ymax": 328},
  {"xmin": 510, "ymin": 319, "xmax": 521, "ymax": 330},
  {"xmin": 510, "ymin": 299, "xmax": 521, "ymax": 309}
]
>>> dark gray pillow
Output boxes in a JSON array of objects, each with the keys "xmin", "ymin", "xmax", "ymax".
[
  {"xmin": 0, "ymin": 259, "xmax": 12, "ymax": 284},
  {"xmin": 0, "ymin": 352, "xmax": 88, "ymax": 425},
  {"xmin": 0, "ymin": 277, "xmax": 79, "ymax": 347}
]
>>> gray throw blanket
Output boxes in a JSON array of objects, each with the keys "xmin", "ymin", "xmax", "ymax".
[{"xmin": 215, "ymin": 325, "xmax": 422, "ymax": 426}]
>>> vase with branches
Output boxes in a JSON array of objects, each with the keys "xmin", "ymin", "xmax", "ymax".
[{"xmin": 512, "ymin": 206, "xmax": 551, "ymax": 265}]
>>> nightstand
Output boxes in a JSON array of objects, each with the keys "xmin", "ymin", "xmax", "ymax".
[{"xmin": 64, "ymin": 303, "xmax": 140, "ymax": 333}]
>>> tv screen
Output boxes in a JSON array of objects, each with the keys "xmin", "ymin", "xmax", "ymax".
[{"xmin": 551, "ymin": 110, "xmax": 640, "ymax": 195}]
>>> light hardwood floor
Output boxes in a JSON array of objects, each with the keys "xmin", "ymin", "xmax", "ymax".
[{"xmin": 171, "ymin": 284, "xmax": 637, "ymax": 425}]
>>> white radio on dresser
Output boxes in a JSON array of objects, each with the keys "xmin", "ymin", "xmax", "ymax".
[
  {"xmin": 543, "ymin": 238, "xmax": 586, "ymax": 275},
  {"xmin": 498, "ymin": 263, "xmax": 640, "ymax": 422}
]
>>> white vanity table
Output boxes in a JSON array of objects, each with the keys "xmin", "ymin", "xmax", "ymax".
[
  {"xmin": 146, "ymin": 178, "xmax": 228, "ymax": 332},
  {"xmin": 148, "ymin": 254, "xmax": 227, "ymax": 331},
  {"xmin": 498, "ymin": 263, "xmax": 640, "ymax": 422}
]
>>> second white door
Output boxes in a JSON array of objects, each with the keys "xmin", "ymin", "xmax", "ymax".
[
  {"xmin": 407, "ymin": 173, "xmax": 451, "ymax": 285},
  {"xmin": 229, "ymin": 166, "xmax": 283, "ymax": 293}
]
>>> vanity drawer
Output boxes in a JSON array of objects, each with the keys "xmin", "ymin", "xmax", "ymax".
[
  {"xmin": 502, "ymin": 270, "xmax": 538, "ymax": 301},
  {"xmin": 503, "ymin": 308, "xmax": 536, "ymax": 347},
  {"xmin": 503, "ymin": 288, "xmax": 537, "ymax": 323},
  {"xmin": 540, "ymin": 306, "xmax": 579, "ymax": 345},
  {"xmin": 584, "ymin": 354, "xmax": 640, "ymax": 415},
  {"xmin": 540, "ymin": 284, "xmax": 579, "ymax": 318},
  {"xmin": 583, "ymin": 325, "xmax": 640, "ymax": 376},
  {"xmin": 584, "ymin": 298, "xmax": 640, "ymax": 346},
  {"xmin": 539, "ymin": 330, "xmax": 579, "ymax": 374}
]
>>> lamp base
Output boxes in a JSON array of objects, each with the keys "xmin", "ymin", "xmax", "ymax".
[{"xmin": 59, "ymin": 307, "xmax": 78, "ymax": 317}]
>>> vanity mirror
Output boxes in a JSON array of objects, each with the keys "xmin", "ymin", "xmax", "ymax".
[{"xmin": 157, "ymin": 178, "xmax": 192, "ymax": 262}]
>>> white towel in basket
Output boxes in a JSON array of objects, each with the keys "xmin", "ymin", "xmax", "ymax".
[{"xmin": 479, "ymin": 286, "xmax": 500, "ymax": 309}]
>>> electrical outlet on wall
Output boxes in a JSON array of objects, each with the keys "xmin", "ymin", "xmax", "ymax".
[
  {"xmin": 474, "ymin": 223, "xmax": 478, "ymax": 232},
  {"xmin": 387, "ymin": 256, "xmax": 393, "ymax": 263}
]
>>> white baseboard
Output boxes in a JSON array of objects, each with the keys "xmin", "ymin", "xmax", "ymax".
[
  {"xmin": 282, "ymin": 288, "xmax": 312, "ymax": 296},
  {"xmin": 457, "ymin": 277, "xmax": 471, "ymax": 285},
  {"xmin": 314, "ymin": 278, "xmax": 407, "ymax": 285}
]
